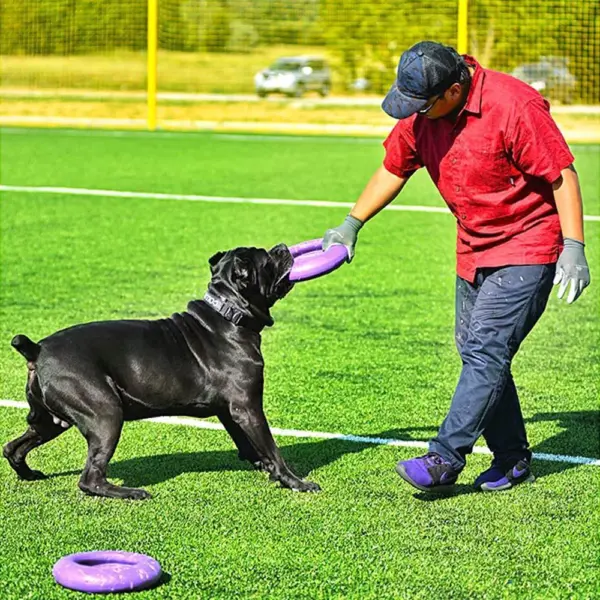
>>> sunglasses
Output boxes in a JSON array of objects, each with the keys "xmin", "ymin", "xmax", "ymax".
[{"xmin": 417, "ymin": 94, "xmax": 442, "ymax": 114}]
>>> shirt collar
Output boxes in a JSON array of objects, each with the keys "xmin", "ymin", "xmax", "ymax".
[{"xmin": 462, "ymin": 55, "xmax": 484, "ymax": 116}]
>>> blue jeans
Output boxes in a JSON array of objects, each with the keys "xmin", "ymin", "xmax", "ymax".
[{"xmin": 429, "ymin": 264, "xmax": 556, "ymax": 470}]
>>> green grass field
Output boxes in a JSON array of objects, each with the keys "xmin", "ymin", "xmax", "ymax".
[{"xmin": 1, "ymin": 128, "xmax": 599, "ymax": 599}]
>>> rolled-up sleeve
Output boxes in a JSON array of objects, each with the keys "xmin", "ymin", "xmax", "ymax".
[
  {"xmin": 383, "ymin": 119, "xmax": 423, "ymax": 178},
  {"xmin": 506, "ymin": 97, "xmax": 575, "ymax": 184}
]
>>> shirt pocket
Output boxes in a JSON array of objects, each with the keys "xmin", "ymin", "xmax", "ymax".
[{"xmin": 464, "ymin": 146, "xmax": 515, "ymax": 194}]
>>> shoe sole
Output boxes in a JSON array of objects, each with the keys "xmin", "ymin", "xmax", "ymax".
[
  {"xmin": 395, "ymin": 463, "xmax": 456, "ymax": 493},
  {"xmin": 479, "ymin": 473, "xmax": 536, "ymax": 492}
]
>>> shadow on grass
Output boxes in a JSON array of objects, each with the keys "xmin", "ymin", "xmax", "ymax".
[
  {"xmin": 526, "ymin": 410, "xmax": 600, "ymax": 479},
  {"xmin": 42, "ymin": 410, "xmax": 599, "ymax": 496},
  {"xmin": 46, "ymin": 425, "xmax": 425, "ymax": 485},
  {"xmin": 50, "ymin": 433, "xmax": 391, "ymax": 486}
]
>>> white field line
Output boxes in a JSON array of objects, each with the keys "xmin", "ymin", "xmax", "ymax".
[
  {"xmin": 1, "ymin": 184, "xmax": 599, "ymax": 222},
  {"xmin": 0, "ymin": 185, "xmax": 449, "ymax": 215},
  {"xmin": 0, "ymin": 127, "xmax": 383, "ymax": 144},
  {"xmin": 2, "ymin": 115, "xmax": 600, "ymax": 142},
  {"xmin": 0, "ymin": 115, "xmax": 394, "ymax": 136},
  {"xmin": 2, "ymin": 128, "xmax": 599, "ymax": 150},
  {"xmin": 1, "ymin": 399, "xmax": 598, "ymax": 466}
]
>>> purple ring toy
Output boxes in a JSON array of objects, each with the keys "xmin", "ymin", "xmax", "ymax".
[
  {"xmin": 53, "ymin": 551, "xmax": 162, "ymax": 594},
  {"xmin": 289, "ymin": 238, "xmax": 349, "ymax": 282}
]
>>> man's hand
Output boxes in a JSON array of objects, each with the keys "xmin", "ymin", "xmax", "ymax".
[
  {"xmin": 322, "ymin": 215, "xmax": 363, "ymax": 262},
  {"xmin": 553, "ymin": 238, "xmax": 590, "ymax": 304}
]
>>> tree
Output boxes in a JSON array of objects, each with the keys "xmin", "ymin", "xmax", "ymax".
[{"xmin": 321, "ymin": 0, "xmax": 457, "ymax": 92}]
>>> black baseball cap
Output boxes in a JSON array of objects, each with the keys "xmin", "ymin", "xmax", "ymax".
[{"xmin": 382, "ymin": 41, "xmax": 465, "ymax": 119}]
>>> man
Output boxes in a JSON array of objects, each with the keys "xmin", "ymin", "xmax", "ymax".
[{"xmin": 323, "ymin": 41, "xmax": 590, "ymax": 493}]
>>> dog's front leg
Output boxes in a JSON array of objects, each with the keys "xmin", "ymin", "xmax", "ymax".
[
  {"xmin": 228, "ymin": 402, "xmax": 320, "ymax": 492},
  {"xmin": 217, "ymin": 410, "xmax": 266, "ymax": 471}
]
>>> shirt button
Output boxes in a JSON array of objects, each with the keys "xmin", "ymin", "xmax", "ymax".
[
  {"xmin": 455, "ymin": 185, "xmax": 461, "ymax": 192},
  {"xmin": 451, "ymin": 158, "xmax": 457, "ymax": 164},
  {"xmin": 461, "ymin": 214, "xmax": 467, "ymax": 220}
]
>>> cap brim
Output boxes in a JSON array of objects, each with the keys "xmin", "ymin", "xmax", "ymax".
[{"xmin": 381, "ymin": 83, "xmax": 429, "ymax": 119}]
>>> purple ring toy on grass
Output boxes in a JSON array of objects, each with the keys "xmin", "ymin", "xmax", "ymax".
[
  {"xmin": 52, "ymin": 551, "xmax": 162, "ymax": 594},
  {"xmin": 288, "ymin": 238, "xmax": 349, "ymax": 282}
]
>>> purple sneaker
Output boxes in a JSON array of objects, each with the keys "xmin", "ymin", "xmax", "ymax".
[
  {"xmin": 395, "ymin": 452, "xmax": 459, "ymax": 492},
  {"xmin": 474, "ymin": 459, "xmax": 535, "ymax": 492}
]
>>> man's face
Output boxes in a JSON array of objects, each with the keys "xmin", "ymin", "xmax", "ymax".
[{"xmin": 420, "ymin": 82, "xmax": 464, "ymax": 120}]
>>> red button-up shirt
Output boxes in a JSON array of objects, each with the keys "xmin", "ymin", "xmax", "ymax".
[{"xmin": 383, "ymin": 56, "xmax": 574, "ymax": 282}]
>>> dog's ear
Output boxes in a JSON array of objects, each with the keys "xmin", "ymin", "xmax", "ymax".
[
  {"xmin": 209, "ymin": 251, "xmax": 225, "ymax": 269},
  {"xmin": 232, "ymin": 255, "xmax": 250, "ymax": 285},
  {"xmin": 269, "ymin": 243, "xmax": 289, "ymax": 256}
]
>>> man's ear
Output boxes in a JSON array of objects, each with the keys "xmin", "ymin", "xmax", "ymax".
[{"xmin": 448, "ymin": 82, "xmax": 462, "ymax": 100}]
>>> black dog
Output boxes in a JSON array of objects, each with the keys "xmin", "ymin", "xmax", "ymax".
[{"xmin": 3, "ymin": 244, "xmax": 320, "ymax": 499}]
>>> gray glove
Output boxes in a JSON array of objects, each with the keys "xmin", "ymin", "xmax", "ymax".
[
  {"xmin": 553, "ymin": 238, "xmax": 590, "ymax": 304},
  {"xmin": 322, "ymin": 215, "xmax": 363, "ymax": 262}
]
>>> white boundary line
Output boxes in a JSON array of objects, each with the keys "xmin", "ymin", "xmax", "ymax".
[
  {"xmin": 0, "ymin": 185, "xmax": 451, "ymax": 215},
  {"xmin": 1, "ymin": 184, "xmax": 599, "ymax": 221},
  {"xmin": 2, "ymin": 115, "xmax": 600, "ymax": 142},
  {"xmin": 0, "ymin": 127, "xmax": 383, "ymax": 144},
  {"xmin": 1, "ymin": 399, "xmax": 598, "ymax": 466},
  {"xmin": 3, "ymin": 127, "xmax": 600, "ymax": 151},
  {"xmin": 1, "ymin": 116, "xmax": 600, "ymax": 143},
  {"xmin": 0, "ymin": 116, "xmax": 395, "ymax": 136}
]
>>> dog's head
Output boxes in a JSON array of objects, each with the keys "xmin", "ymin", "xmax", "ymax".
[{"xmin": 208, "ymin": 244, "xmax": 295, "ymax": 309}]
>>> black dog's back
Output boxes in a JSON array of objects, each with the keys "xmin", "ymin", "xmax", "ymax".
[{"xmin": 23, "ymin": 312, "xmax": 240, "ymax": 417}]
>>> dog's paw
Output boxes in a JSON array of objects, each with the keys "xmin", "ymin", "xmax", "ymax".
[
  {"xmin": 21, "ymin": 469, "xmax": 48, "ymax": 481},
  {"xmin": 124, "ymin": 488, "xmax": 152, "ymax": 501},
  {"xmin": 80, "ymin": 482, "xmax": 152, "ymax": 500},
  {"xmin": 291, "ymin": 479, "xmax": 321, "ymax": 493}
]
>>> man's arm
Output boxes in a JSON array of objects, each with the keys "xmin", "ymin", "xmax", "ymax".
[
  {"xmin": 349, "ymin": 165, "xmax": 410, "ymax": 223},
  {"xmin": 322, "ymin": 166, "xmax": 409, "ymax": 260},
  {"xmin": 552, "ymin": 164, "xmax": 590, "ymax": 303},
  {"xmin": 553, "ymin": 164, "xmax": 584, "ymax": 243}
]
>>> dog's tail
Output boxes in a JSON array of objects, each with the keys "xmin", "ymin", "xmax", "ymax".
[{"xmin": 11, "ymin": 335, "xmax": 41, "ymax": 362}]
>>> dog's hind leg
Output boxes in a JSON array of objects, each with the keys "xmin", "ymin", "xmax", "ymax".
[
  {"xmin": 3, "ymin": 373, "xmax": 69, "ymax": 481},
  {"xmin": 60, "ymin": 381, "xmax": 151, "ymax": 501},
  {"xmin": 217, "ymin": 410, "xmax": 265, "ymax": 471},
  {"xmin": 229, "ymin": 403, "xmax": 320, "ymax": 492},
  {"xmin": 3, "ymin": 422, "xmax": 66, "ymax": 480},
  {"xmin": 37, "ymin": 375, "xmax": 151, "ymax": 501},
  {"xmin": 77, "ymin": 406, "xmax": 151, "ymax": 501},
  {"xmin": 78, "ymin": 420, "xmax": 150, "ymax": 500}
]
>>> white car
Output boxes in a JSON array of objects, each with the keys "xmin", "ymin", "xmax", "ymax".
[{"xmin": 255, "ymin": 56, "xmax": 331, "ymax": 98}]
